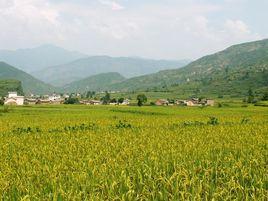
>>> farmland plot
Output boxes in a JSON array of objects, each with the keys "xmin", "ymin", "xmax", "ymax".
[{"xmin": 0, "ymin": 105, "xmax": 267, "ymax": 200}]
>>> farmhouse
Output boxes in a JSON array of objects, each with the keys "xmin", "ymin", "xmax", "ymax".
[
  {"xmin": 186, "ymin": 99, "xmax": 200, "ymax": 106},
  {"xmin": 155, "ymin": 99, "xmax": 169, "ymax": 106},
  {"xmin": 205, "ymin": 99, "xmax": 215, "ymax": 106},
  {"xmin": 49, "ymin": 93, "xmax": 61, "ymax": 101},
  {"xmin": 89, "ymin": 100, "xmax": 101, "ymax": 105},
  {"xmin": 4, "ymin": 92, "xmax": 24, "ymax": 106},
  {"xmin": 25, "ymin": 98, "xmax": 38, "ymax": 105},
  {"xmin": 120, "ymin": 99, "xmax": 130, "ymax": 105}
]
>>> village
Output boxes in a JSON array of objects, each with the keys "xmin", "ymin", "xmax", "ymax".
[{"xmin": 2, "ymin": 91, "xmax": 215, "ymax": 107}]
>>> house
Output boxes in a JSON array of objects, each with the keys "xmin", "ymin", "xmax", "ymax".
[
  {"xmin": 186, "ymin": 100, "xmax": 195, "ymax": 106},
  {"xmin": 4, "ymin": 92, "xmax": 24, "ymax": 106},
  {"xmin": 49, "ymin": 93, "xmax": 61, "ymax": 101},
  {"xmin": 63, "ymin": 94, "xmax": 70, "ymax": 99},
  {"xmin": 89, "ymin": 100, "xmax": 101, "ymax": 105},
  {"xmin": 120, "ymin": 99, "xmax": 130, "ymax": 105},
  {"xmin": 205, "ymin": 99, "xmax": 215, "ymax": 106},
  {"xmin": 36, "ymin": 99, "xmax": 50, "ymax": 105},
  {"xmin": 155, "ymin": 99, "xmax": 169, "ymax": 106},
  {"xmin": 186, "ymin": 98, "xmax": 200, "ymax": 106},
  {"xmin": 175, "ymin": 100, "xmax": 187, "ymax": 106},
  {"xmin": 25, "ymin": 98, "xmax": 38, "ymax": 105},
  {"xmin": 79, "ymin": 100, "xmax": 88, "ymax": 105}
]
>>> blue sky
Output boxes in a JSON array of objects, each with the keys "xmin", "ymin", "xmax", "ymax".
[{"xmin": 0, "ymin": 0, "xmax": 267, "ymax": 60}]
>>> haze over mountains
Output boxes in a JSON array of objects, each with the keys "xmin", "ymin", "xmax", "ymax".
[
  {"xmin": 33, "ymin": 56, "xmax": 190, "ymax": 86},
  {"xmin": 0, "ymin": 39, "xmax": 268, "ymax": 96},
  {"xmin": 0, "ymin": 45, "xmax": 87, "ymax": 73}
]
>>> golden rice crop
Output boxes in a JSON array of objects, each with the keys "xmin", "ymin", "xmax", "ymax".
[{"xmin": 0, "ymin": 105, "xmax": 267, "ymax": 200}]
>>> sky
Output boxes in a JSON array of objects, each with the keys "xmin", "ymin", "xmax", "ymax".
[{"xmin": 0, "ymin": 0, "xmax": 267, "ymax": 60}]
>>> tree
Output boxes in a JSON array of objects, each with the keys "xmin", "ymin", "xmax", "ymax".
[
  {"xmin": 262, "ymin": 92, "xmax": 268, "ymax": 101},
  {"xmin": 137, "ymin": 94, "xmax": 147, "ymax": 106},
  {"xmin": 247, "ymin": 88, "xmax": 254, "ymax": 103},
  {"xmin": 0, "ymin": 97, "xmax": 4, "ymax": 105},
  {"xmin": 101, "ymin": 91, "xmax": 111, "ymax": 105},
  {"xmin": 118, "ymin": 97, "xmax": 124, "ymax": 104},
  {"xmin": 86, "ymin": 91, "xmax": 96, "ymax": 99},
  {"xmin": 64, "ymin": 97, "xmax": 79, "ymax": 104},
  {"xmin": 110, "ymin": 98, "xmax": 117, "ymax": 103}
]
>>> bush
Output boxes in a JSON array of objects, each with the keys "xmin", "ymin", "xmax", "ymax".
[
  {"xmin": 1, "ymin": 105, "xmax": 12, "ymax": 113},
  {"xmin": 207, "ymin": 117, "xmax": 219, "ymax": 125},
  {"xmin": 241, "ymin": 118, "xmax": 250, "ymax": 124},
  {"xmin": 64, "ymin": 97, "xmax": 79, "ymax": 104},
  {"xmin": 116, "ymin": 120, "xmax": 132, "ymax": 129},
  {"xmin": 0, "ymin": 98, "xmax": 4, "ymax": 105},
  {"xmin": 261, "ymin": 92, "xmax": 268, "ymax": 101},
  {"xmin": 150, "ymin": 102, "xmax": 156, "ymax": 106},
  {"xmin": 137, "ymin": 94, "xmax": 147, "ymax": 107}
]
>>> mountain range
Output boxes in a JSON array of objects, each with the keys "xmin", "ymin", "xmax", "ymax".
[
  {"xmin": 32, "ymin": 56, "xmax": 190, "ymax": 86},
  {"xmin": 63, "ymin": 72, "xmax": 125, "ymax": 92},
  {"xmin": 0, "ymin": 44, "xmax": 87, "ymax": 73},
  {"xmin": 106, "ymin": 39, "xmax": 268, "ymax": 96},
  {"xmin": 0, "ymin": 39, "xmax": 268, "ymax": 97}
]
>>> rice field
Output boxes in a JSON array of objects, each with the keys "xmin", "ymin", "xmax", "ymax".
[{"xmin": 0, "ymin": 105, "xmax": 267, "ymax": 200}]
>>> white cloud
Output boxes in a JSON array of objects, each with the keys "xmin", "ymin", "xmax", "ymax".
[
  {"xmin": 225, "ymin": 19, "xmax": 250, "ymax": 35},
  {"xmin": 220, "ymin": 19, "xmax": 261, "ymax": 44},
  {"xmin": 98, "ymin": 0, "xmax": 124, "ymax": 10},
  {"xmin": 0, "ymin": 0, "xmax": 264, "ymax": 59}
]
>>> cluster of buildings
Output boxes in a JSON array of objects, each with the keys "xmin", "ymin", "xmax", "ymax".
[
  {"xmin": 3, "ymin": 92, "xmax": 25, "ymax": 105},
  {"xmin": 79, "ymin": 99, "xmax": 130, "ymax": 105},
  {"xmin": 155, "ymin": 98, "xmax": 215, "ymax": 106},
  {"xmin": 3, "ymin": 92, "xmax": 65, "ymax": 106},
  {"xmin": 3, "ymin": 91, "xmax": 214, "ymax": 107},
  {"xmin": 2, "ymin": 92, "xmax": 130, "ymax": 106}
]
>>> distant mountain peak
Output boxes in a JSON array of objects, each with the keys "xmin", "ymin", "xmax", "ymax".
[{"xmin": 0, "ymin": 45, "xmax": 87, "ymax": 73}]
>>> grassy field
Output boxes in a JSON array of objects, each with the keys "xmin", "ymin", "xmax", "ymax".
[{"xmin": 0, "ymin": 105, "xmax": 267, "ymax": 200}]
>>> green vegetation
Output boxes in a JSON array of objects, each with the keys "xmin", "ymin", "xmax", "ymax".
[
  {"xmin": 101, "ymin": 91, "xmax": 111, "ymax": 105},
  {"xmin": 63, "ymin": 97, "xmax": 79, "ymax": 104},
  {"xmin": 137, "ymin": 94, "xmax": 147, "ymax": 106},
  {"xmin": 0, "ymin": 79, "xmax": 23, "ymax": 97},
  {"xmin": 33, "ymin": 56, "xmax": 189, "ymax": 86},
  {"xmin": 63, "ymin": 72, "xmax": 125, "ymax": 93},
  {"xmin": 0, "ymin": 105, "xmax": 266, "ymax": 200},
  {"xmin": 108, "ymin": 39, "xmax": 268, "ymax": 97},
  {"xmin": 0, "ymin": 62, "xmax": 55, "ymax": 94}
]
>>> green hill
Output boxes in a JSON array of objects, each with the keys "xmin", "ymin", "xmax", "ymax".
[
  {"xmin": 33, "ymin": 56, "xmax": 190, "ymax": 86},
  {"xmin": 110, "ymin": 39, "xmax": 268, "ymax": 97},
  {"xmin": 0, "ymin": 62, "xmax": 55, "ymax": 95},
  {"xmin": 63, "ymin": 72, "xmax": 125, "ymax": 93},
  {"xmin": 0, "ymin": 79, "xmax": 23, "ymax": 97}
]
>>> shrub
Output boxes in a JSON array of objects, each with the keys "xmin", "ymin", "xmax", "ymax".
[
  {"xmin": 150, "ymin": 102, "xmax": 156, "ymax": 106},
  {"xmin": 0, "ymin": 98, "xmax": 4, "ymax": 105},
  {"xmin": 241, "ymin": 118, "xmax": 250, "ymax": 124},
  {"xmin": 116, "ymin": 120, "xmax": 132, "ymax": 129},
  {"xmin": 137, "ymin": 94, "xmax": 147, "ymax": 107},
  {"xmin": 207, "ymin": 117, "xmax": 219, "ymax": 125},
  {"xmin": 182, "ymin": 121, "xmax": 205, "ymax": 126},
  {"xmin": 1, "ymin": 105, "xmax": 11, "ymax": 113},
  {"xmin": 64, "ymin": 97, "xmax": 79, "ymax": 104}
]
